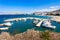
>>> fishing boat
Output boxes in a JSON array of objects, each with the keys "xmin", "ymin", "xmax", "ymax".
[{"xmin": 42, "ymin": 20, "xmax": 56, "ymax": 29}]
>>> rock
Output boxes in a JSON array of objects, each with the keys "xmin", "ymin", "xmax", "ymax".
[
  {"xmin": 0, "ymin": 30, "xmax": 60, "ymax": 40},
  {"xmin": 0, "ymin": 32, "xmax": 14, "ymax": 40}
]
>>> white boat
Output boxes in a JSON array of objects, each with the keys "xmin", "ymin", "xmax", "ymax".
[
  {"xmin": 0, "ymin": 27, "xmax": 9, "ymax": 30},
  {"xmin": 3, "ymin": 22, "xmax": 13, "ymax": 26},
  {"xmin": 33, "ymin": 19, "xmax": 38, "ymax": 24},
  {"xmin": 42, "ymin": 20, "xmax": 56, "ymax": 29},
  {"xmin": 4, "ymin": 19, "xmax": 15, "ymax": 22}
]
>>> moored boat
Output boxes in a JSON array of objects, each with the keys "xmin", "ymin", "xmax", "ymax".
[
  {"xmin": 42, "ymin": 20, "xmax": 56, "ymax": 29},
  {"xmin": 3, "ymin": 22, "xmax": 13, "ymax": 26},
  {"xmin": 0, "ymin": 27, "xmax": 9, "ymax": 30}
]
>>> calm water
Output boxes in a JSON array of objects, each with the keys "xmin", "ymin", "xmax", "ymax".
[{"xmin": 0, "ymin": 14, "xmax": 60, "ymax": 34}]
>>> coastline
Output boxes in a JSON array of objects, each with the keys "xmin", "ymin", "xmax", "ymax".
[
  {"xmin": 35, "ymin": 15, "xmax": 60, "ymax": 22},
  {"xmin": 45, "ymin": 15, "xmax": 60, "ymax": 22},
  {"xmin": 52, "ymin": 16, "xmax": 60, "ymax": 22}
]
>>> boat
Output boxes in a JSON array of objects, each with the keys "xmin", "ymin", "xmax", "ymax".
[
  {"xmin": 33, "ymin": 19, "xmax": 40, "ymax": 24},
  {"xmin": 0, "ymin": 27, "xmax": 9, "ymax": 30},
  {"xmin": 42, "ymin": 20, "xmax": 56, "ymax": 29},
  {"xmin": 3, "ymin": 22, "xmax": 13, "ymax": 26},
  {"xmin": 4, "ymin": 19, "xmax": 15, "ymax": 22}
]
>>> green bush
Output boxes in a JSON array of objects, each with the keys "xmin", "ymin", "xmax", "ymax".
[{"xmin": 40, "ymin": 30, "xmax": 51, "ymax": 40}]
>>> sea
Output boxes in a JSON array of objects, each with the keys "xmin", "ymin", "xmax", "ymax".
[{"xmin": 0, "ymin": 14, "xmax": 60, "ymax": 34}]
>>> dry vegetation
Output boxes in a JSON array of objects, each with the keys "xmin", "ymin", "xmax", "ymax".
[{"xmin": 0, "ymin": 29, "xmax": 60, "ymax": 40}]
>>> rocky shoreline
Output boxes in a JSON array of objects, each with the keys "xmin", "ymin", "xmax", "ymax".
[{"xmin": 0, "ymin": 29, "xmax": 60, "ymax": 40}]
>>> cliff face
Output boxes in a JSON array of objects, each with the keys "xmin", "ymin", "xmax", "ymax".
[{"xmin": 0, "ymin": 29, "xmax": 60, "ymax": 40}]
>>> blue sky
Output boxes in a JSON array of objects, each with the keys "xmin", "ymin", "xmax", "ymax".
[{"xmin": 0, "ymin": 0, "xmax": 60, "ymax": 14}]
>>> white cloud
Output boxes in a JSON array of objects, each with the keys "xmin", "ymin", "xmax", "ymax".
[
  {"xmin": 50, "ymin": 6, "xmax": 60, "ymax": 9},
  {"xmin": 35, "ymin": 6, "xmax": 60, "ymax": 12}
]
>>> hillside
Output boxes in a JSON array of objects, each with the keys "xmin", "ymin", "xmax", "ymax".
[
  {"xmin": 52, "ymin": 9, "xmax": 60, "ymax": 12},
  {"xmin": 46, "ymin": 9, "xmax": 60, "ymax": 16}
]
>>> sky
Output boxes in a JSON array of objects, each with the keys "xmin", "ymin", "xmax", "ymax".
[{"xmin": 0, "ymin": 0, "xmax": 60, "ymax": 14}]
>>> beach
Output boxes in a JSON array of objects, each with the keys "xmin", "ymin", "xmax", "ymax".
[{"xmin": 53, "ymin": 16, "xmax": 60, "ymax": 22}]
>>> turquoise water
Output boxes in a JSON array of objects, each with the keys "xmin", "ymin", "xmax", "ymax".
[{"xmin": 0, "ymin": 14, "xmax": 60, "ymax": 34}]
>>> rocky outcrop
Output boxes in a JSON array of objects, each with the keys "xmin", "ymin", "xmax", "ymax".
[
  {"xmin": 15, "ymin": 29, "xmax": 43, "ymax": 40},
  {"xmin": 0, "ymin": 32, "xmax": 14, "ymax": 40},
  {"xmin": 0, "ymin": 29, "xmax": 60, "ymax": 40}
]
